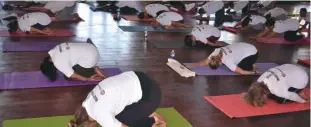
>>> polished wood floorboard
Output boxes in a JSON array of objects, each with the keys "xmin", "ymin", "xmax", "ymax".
[{"xmin": 0, "ymin": 1, "xmax": 310, "ymax": 127}]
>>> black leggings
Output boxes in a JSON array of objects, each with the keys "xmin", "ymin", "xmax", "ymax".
[
  {"xmin": 237, "ymin": 52, "xmax": 259, "ymax": 71},
  {"xmin": 64, "ymin": 65, "xmax": 96, "ymax": 79},
  {"xmin": 269, "ymin": 87, "xmax": 303, "ymax": 104},
  {"xmin": 32, "ymin": 23, "xmax": 48, "ymax": 30},
  {"xmin": 284, "ymin": 30, "xmax": 304, "ymax": 42},
  {"xmin": 215, "ymin": 7, "xmax": 234, "ymax": 27},
  {"xmin": 115, "ymin": 72, "xmax": 162, "ymax": 127}
]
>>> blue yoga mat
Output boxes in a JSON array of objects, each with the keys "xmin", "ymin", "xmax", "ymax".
[{"xmin": 118, "ymin": 25, "xmax": 192, "ymax": 32}]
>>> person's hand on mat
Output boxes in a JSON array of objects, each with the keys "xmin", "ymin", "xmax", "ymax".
[
  {"xmin": 216, "ymin": 41, "xmax": 226, "ymax": 46},
  {"xmin": 299, "ymin": 91, "xmax": 309, "ymax": 101},
  {"xmin": 88, "ymin": 74, "xmax": 104, "ymax": 81},
  {"xmin": 152, "ymin": 114, "xmax": 167, "ymax": 127},
  {"xmin": 249, "ymin": 36, "xmax": 257, "ymax": 40}
]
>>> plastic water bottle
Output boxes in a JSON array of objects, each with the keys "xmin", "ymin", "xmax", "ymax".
[
  {"xmin": 117, "ymin": 8, "xmax": 120, "ymax": 18},
  {"xmin": 170, "ymin": 50, "xmax": 175, "ymax": 59},
  {"xmin": 144, "ymin": 27, "xmax": 148, "ymax": 38}
]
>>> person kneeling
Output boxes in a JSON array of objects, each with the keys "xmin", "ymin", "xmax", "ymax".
[
  {"xmin": 40, "ymin": 40, "xmax": 107, "ymax": 82},
  {"xmin": 137, "ymin": 3, "xmax": 169, "ymax": 22},
  {"xmin": 251, "ymin": 18, "xmax": 304, "ymax": 42},
  {"xmin": 150, "ymin": 11, "xmax": 192, "ymax": 30},
  {"xmin": 2, "ymin": 12, "xmax": 54, "ymax": 35},
  {"xmin": 184, "ymin": 25, "xmax": 225, "ymax": 47},
  {"xmin": 233, "ymin": 14, "xmax": 266, "ymax": 31},
  {"xmin": 190, "ymin": 43, "xmax": 259, "ymax": 75},
  {"xmin": 68, "ymin": 71, "xmax": 165, "ymax": 127},
  {"xmin": 244, "ymin": 64, "xmax": 309, "ymax": 107}
]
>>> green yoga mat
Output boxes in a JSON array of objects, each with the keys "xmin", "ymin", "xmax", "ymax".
[{"xmin": 3, "ymin": 107, "xmax": 192, "ymax": 127}]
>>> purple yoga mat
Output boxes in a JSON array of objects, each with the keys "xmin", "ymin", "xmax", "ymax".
[
  {"xmin": 183, "ymin": 63, "xmax": 279, "ymax": 75},
  {"xmin": 0, "ymin": 68, "xmax": 122, "ymax": 90},
  {"xmin": 3, "ymin": 39, "xmax": 93, "ymax": 52}
]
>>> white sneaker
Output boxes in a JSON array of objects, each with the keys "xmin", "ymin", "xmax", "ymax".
[{"xmin": 218, "ymin": 25, "xmax": 225, "ymax": 30}]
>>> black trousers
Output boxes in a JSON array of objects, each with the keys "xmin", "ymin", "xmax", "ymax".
[
  {"xmin": 64, "ymin": 65, "xmax": 96, "ymax": 79},
  {"xmin": 237, "ymin": 52, "xmax": 259, "ymax": 71},
  {"xmin": 284, "ymin": 30, "xmax": 304, "ymax": 42},
  {"xmin": 32, "ymin": 23, "xmax": 48, "ymax": 30},
  {"xmin": 269, "ymin": 87, "xmax": 303, "ymax": 104},
  {"xmin": 115, "ymin": 72, "xmax": 162, "ymax": 127},
  {"xmin": 215, "ymin": 7, "xmax": 234, "ymax": 27}
]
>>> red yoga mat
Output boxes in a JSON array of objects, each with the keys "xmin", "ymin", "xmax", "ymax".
[
  {"xmin": 0, "ymin": 29, "xmax": 75, "ymax": 37},
  {"xmin": 23, "ymin": 7, "xmax": 46, "ymax": 11},
  {"xmin": 298, "ymin": 59, "xmax": 310, "ymax": 66},
  {"xmin": 204, "ymin": 88, "xmax": 310, "ymax": 118},
  {"xmin": 261, "ymin": 37, "xmax": 310, "ymax": 44},
  {"xmin": 223, "ymin": 27, "xmax": 239, "ymax": 34}
]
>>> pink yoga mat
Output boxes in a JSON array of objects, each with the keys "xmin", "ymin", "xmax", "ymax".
[
  {"xmin": 223, "ymin": 27, "xmax": 239, "ymax": 34},
  {"xmin": 298, "ymin": 59, "xmax": 310, "ymax": 66},
  {"xmin": 0, "ymin": 29, "xmax": 75, "ymax": 37},
  {"xmin": 51, "ymin": 17, "xmax": 83, "ymax": 23},
  {"xmin": 0, "ymin": 68, "xmax": 122, "ymax": 90},
  {"xmin": 261, "ymin": 37, "xmax": 310, "ymax": 44},
  {"xmin": 204, "ymin": 88, "xmax": 310, "ymax": 118}
]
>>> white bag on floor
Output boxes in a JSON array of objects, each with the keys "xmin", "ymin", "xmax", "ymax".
[{"xmin": 167, "ymin": 58, "xmax": 195, "ymax": 77}]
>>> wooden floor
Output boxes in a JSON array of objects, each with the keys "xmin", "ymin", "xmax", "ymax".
[{"xmin": 0, "ymin": 1, "xmax": 310, "ymax": 127}]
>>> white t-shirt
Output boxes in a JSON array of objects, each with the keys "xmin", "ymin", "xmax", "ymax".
[
  {"xmin": 116, "ymin": 1, "xmax": 140, "ymax": 11},
  {"xmin": 44, "ymin": 1, "xmax": 76, "ymax": 13},
  {"xmin": 258, "ymin": 0, "xmax": 274, "ymax": 8},
  {"xmin": 191, "ymin": 25, "xmax": 220, "ymax": 44},
  {"xmin": 185, "ymin": 3, "xmax": 196, "ymax": 11},
  {"xmin": 264, "ymin": 7, "xmax": 288, "ymax": 18},
  {"xmin": 82, "ymin": 71, "xmax": 142, "ymax": 127},
  {"xmin": 243, "ymin": 15, "xmax": 266, "ymax": 26},
  {"xmin": 145, "ymin": 4, "xmax": 169, "ymax": 17},
  {"xmin": 201, "ymin": 1, "xmax": 224, "ymax": 16},
  {"xmin": 156, "ymin": 12, "xmax": 183, "ymax": 26},
  {"xmin": 233, "ymin": 1, "xmax": 249, "ymax": 12},
  {"xmin": 48, "ymin": 43, "xmax": 100, "ymax": 78},
  {"xmin": 273, "ymin": 19, "xmax": 300, "ymax": 33},
  {"xmin": 257, "ymin": 64, "xmax": 308, "ymax": 103},
  {"xmin": 18, "ymin": 12, "xmax": 51, "ymax": 32},
  {"xmin": 208, "ymin": 43, "xmax": 257, "ymax": 71},
  {"xmin": 299, "ymin": 12, "xmax": 310, "ymax": 22}
]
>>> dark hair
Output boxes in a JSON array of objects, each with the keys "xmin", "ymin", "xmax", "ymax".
[
  {"xmin": 300, "ymin": 8, "xmax": 307, "ymax": 13},
  {"xmin": 265, "ymin": 18, "xmax": 275, "ymax": 27},
  {"xmin": 137, "ymin": 12, "xmax": 152, "ymax": 19},
  {"xmin": 241, "ymin": 14, "xmax": 252, "ymax": 27},
  {"xmin": 7, "ymin": 20, "xmax": 18, "ymax": 33},
  {"xmin": 184, "ymin": 35, "xmax": 194, "ymax": 47},
  {"xmin": 227, "ymin": 1, "xmax": 234, "ymax": 8},
  {"xmin": 198, "ymin": 8, "xmax": 205, "ymax": 15},
  {"xmin": 2, "ymin": 16, "xmax": 18, "ymax": 33},
  {"xmin": 40, "ymin": 56, "xmax": 57, "ymax": 82},
  {"xmin": 156, "ymin": 10, "xmax": 168, "ymax": 17},
  {"xmin": 265, "ymin": 13, "xmax": 271, "ymax": 19}
]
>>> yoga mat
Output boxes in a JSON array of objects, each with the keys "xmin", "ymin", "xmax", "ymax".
[
  {"xmin": 0, "ymin": 29, "xmax": 75, "ymax": 37},
  {"xmin": 50, "ymin": 17, "xmax": 83, "ymax": 23},
  {"xmin": 23, "ymin": 6, "xmax": 46, "ymax": 11},
  {"xmin": 298, "ymin": 59, "xmax": 310, "ymax": 66},
  {"xmin": 204, "ymin": 88, "xmax": 310, "ymax": 118},
  {"xmin": 0, "ymin": 68, "xmax": 122, "ymax": 90},
  {"xmin": 150, "ymin": 39, "xmax": 185, "ymax": 48},
  {"xmin": 118, "ymin": 26, "xmax": 192, "ymax": 33},
  {"xmin": 122, "ymin": 15, "xmax": 140, "ymax": 21},
  {"xmin": 3, "ymin": 107, "xmax": 193, "ymax": 127},
  {"xmin": 192, "ymin": 16, "xmax": 240, "ymax": 22},
  {"xmin": 262, "ymin": 37, "xmax": 310, "ymax": 44},
  {"xmin": 183, "ymin": 63, "xmax": 279, "ymax": 75}
]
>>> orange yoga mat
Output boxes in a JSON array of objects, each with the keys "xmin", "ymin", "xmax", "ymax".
[
  {"xmin": 298, "ymin": 59, "xmax": 310, "ymax": 66},
  {"xmin": 204, "ymin": 88, "xmax": 310, "ymax": 118},
  {"xmin": 122, "ymin": 15, "xmax": 140, "ymax": 21}
]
